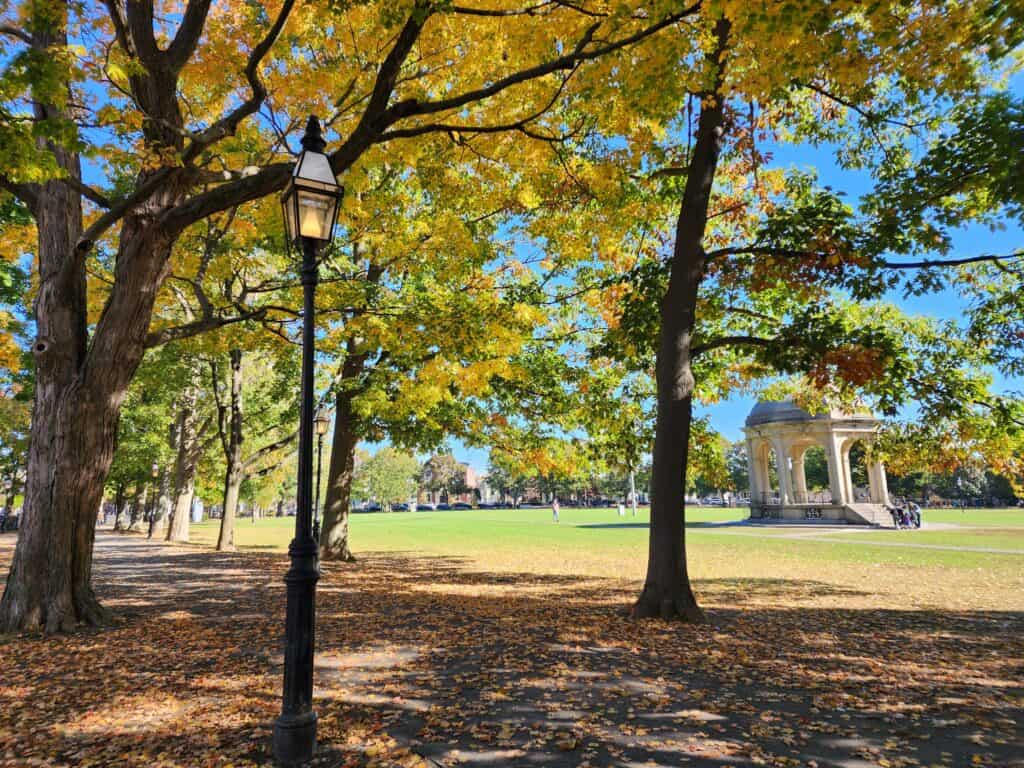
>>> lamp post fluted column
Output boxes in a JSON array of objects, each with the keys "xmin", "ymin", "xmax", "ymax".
[{"xmin": 273, "ymin": 235, "xmax": 321, "ymax": 764}]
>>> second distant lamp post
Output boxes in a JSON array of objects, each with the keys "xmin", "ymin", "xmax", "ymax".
[
  {"xmin": 313, "ymin": 411, "xmax": 330, "ymax": 544},
  {"xmin": 273, "ymin": 115, "xmax": 343, "ymax": 766}
]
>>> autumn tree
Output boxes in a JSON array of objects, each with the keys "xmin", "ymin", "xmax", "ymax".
[
  {"xmin": 0, "ymin": 0, "xmax": 700, "ymax": 631},
  {"xmin": 578, "ymin": 4, "xmax": 1024, "ymax": 619},
  {"xmin": 352, "ymin": 447, "xmax": 420, "ymax": 513},
  {"xmin": 209, "ymin": 346, "xmax": 298, "ymax": 551}
]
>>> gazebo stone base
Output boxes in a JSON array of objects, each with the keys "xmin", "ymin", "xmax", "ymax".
[{"xmin": 750, "ymin": 503, "xmax": 895, "ymax": 527}]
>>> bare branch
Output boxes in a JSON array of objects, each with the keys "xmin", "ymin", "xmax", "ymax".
[
  {"xmin": 795, "ymin": 80, "xmax": 921, "ymax": 130},
  {"xmin": 144, "ymin": 308, "xmax": 268, "ymax": 348},
  {"xmin": 382, "ymin": 4, "xmax": 699, "ymax": 125},
  {"xmin": 0, "ymin": 24, "xmax": 32, "ymax": 44},
  {"xmin": 880, "ymin": 251, "xmax": 1022, "ymax": 270},
  {"xmin": 243, "ymin": 430, "xmax": 298, "ymax": 472},
  {"xmin": 77, "ymin": 167, "xmax": 176, "ymax": 250},
  {"xmin": 692, "ymin": 335, "xmax": 776, "ymax": 358},
  {"xmin": 181, "ymin": 0, "xmax": 296, "ymax": 163},
  {"xmin": 450, "ymin": 2, "xmax": 554, "ymax": 17},
  {"xmin": 165, "ymin": 0, "xmax": 213, "ymax": 73},
  {"xmin": 62, "ymin": 176, "xmax": 111, "ymax": 208}
]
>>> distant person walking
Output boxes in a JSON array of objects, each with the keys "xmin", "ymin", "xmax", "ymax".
[
  {"xmin": 552, "ymin": 498, "xmax": 560, "ymax": 523},
  {"xmin": 617, "ymin": 501, "xmax": 625, "ymax": 517}
]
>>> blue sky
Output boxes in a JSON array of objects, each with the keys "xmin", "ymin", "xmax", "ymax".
[{"xmin": 448, "ymin": 79, "xmax": 1024, "ymax": 473}]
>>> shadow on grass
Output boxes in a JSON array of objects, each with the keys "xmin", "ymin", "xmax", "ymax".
[{"xmin": 1, "ymin": 532, "xmax": 1021, "ymax": 768}]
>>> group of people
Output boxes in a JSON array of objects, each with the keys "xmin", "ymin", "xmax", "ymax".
[{"xmin": 887, "ymin": 500, "xmax": 922, "ymax": 529}]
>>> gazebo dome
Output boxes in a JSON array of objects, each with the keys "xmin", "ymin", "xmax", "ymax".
[
  {"xmin": 745, "ymin": 399, "xmax": 876, "ymax": 428},
  {"xmin": 745, "ymin": 400, "xmax": 818, "ymax": 427}
]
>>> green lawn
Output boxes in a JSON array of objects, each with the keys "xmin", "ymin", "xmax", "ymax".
[{"xmin": 187, "ymin": 506, "xmax": 1024, "ymax": 612}]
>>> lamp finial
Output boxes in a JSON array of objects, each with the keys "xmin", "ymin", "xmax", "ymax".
[{"xmin": 301, "ymin": 115, "xmax": 326, "ymax": 153}]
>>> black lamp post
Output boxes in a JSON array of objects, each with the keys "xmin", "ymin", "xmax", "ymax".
[
  {"xmin": 273, "ymin": 115, "xmax": 343, "ymax": 766},
  {"xmin": 313, "ymin": 412, "xmax": 330, "ymax": 544}
]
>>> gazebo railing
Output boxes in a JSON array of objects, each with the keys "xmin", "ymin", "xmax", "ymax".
[
  {"xmin": 754, "ymin": 491, "xmax": 834, "ymax": 506},
  {"xmin": 792, "ymin": 490, "xmax": 834, "ymax": 504}
]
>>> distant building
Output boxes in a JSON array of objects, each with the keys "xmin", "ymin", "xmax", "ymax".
[{"xmin": 418, "ymin": 457, "xmax": 480, "ymax": 505}]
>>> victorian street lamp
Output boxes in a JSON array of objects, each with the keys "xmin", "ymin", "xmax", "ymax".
[
  {"xmin": 313, "ymin": 411, "xmax": 330, "ymax": 545},
  {"xmin": 273, "ymin": 115, "xmax": 343, "ymax": 765}
]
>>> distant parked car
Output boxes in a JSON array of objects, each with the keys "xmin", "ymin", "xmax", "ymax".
[
  {"xmin": 392, "ymin": 502, "xmax": 408, "ymax": 511},
  {"xmin": 435, "ymin": 503, "xmax": 451, "ymax": 511},
  {"xmin": 452, "ymin": 502, "xmax": 472, "ymax": 510}
]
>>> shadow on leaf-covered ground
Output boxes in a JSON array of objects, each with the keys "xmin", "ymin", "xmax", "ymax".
[{"xmin": 0, "ymin": 532, "xmax": 1021, "ymax": 767}]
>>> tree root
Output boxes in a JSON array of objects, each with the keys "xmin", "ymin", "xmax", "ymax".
[{"xmin": 631, "ymin": 584, "xmax": 706, "ymax": 623}]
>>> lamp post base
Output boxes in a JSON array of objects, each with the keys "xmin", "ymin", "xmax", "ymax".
[{"xmin": 273, "ymin": 710, "xmax": 317, "ymax": 765}]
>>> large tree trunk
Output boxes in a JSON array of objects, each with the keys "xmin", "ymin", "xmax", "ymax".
[
  {"xmin": 112, "ymin": 483, "xmax": 129, "ymax": 531},
  {"xmin": 633, "ymin": 26, "xmax": 729, "ymax": 621},
  {"xmin": 167, "ymin": 384, "xmax": 202, "ymax": 543},
  {"xmin": 0, "ymin": 11, "xmax": 95, "ymax": 632},
  {"xmin": 320, "ymin": 389, "xmax": 358, "ymax": 562},
  {"xmin": 217, "ymin": 349, "xmax": 245, "ymax": 552},
  {"xmin": 149, "ymin": 468, "xmax": 172, "ymax": 539},
  {"xmin": 127, "ymin": 485, "xmax": 148, "ymax": 532},
  {"xmin": 0, "ymin": 0, "xmax": 201, "ymax": 632}
]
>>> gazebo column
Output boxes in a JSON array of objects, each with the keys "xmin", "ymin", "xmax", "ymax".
[
  {"xmin": 745, "ymin": 437, "xmax": 760, "ymax": 505},
  {"xmin": 791, "ymin": 446, "xmax": 808, "ymax": 503},
  {"xmin": 771, "ymin": 437, "xmax": 794, "ymax": 505},
  {"xmin": 841, "ymin": 440, "xmax": 856, "ymax": 503},
  {"xmin": 868, "ymin": 460, "xmax": 889, "ymax": 504},
  {"xmin": 826, "ymin": 435, "xmax": 846, "ymax": 505}
]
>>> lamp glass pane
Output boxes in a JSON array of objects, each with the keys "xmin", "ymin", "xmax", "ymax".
[
  {"xmin": 296, "ymin": 190, "xmax": 337, "ymax": 240},
  {"xmin": 294, "ymin": 151, "xmax": 337, "ymax": 187},
  {"xmin": 282, "ymin": 188, "xmax": 298, "ymax": 242}
]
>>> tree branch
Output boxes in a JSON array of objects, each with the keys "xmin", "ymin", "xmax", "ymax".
[
  {"xmin": 165, "ymin": 0, "xmax": 213, "ymax": 73},
  {"xmin": 382, "ymin": 5, "xmax": 700, "ymax": 125},
  {"xmin": 243, "ymin": 430, "xmax": 298, "ymax": 471},
  {"xmin": 157, "ymin": 163, "xmax": 291, "ymax": 236},
  {"xmin": 0, "ymin": 24, "xmax": 32, "ymax": 44},
  {"xmin": 144, "ymin": 308, "xmax": 268, "ymax": 348},
  {"xmin": 691, "ymin": 335, "xmax": 776, "ymax": 358},
  {"xmin": 450, "ymin": 2, "xmax": 552, "ymax": 16},
  {"xmin": 181, "ymin": 0, "xmax": 296, "ymax": 163},
  {"xmin": 77, "ymin": 167, "xmax": 176, "ymax": 250},
  {"xmin": 880, "ymin": 251, "xmax": 1022, "ymax": 270},
  {"xmin": 795, "ymin": 80, "xmax": 921, "ymax": 130}
]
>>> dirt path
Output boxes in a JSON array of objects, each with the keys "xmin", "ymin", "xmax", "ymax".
[{"xmin": 1, "ymin": 532, "xmax": 1021, "ymax": 767}]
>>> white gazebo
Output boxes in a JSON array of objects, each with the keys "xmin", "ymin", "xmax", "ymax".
[{"xmin": 743, "ymin": 400, "xmax": 893, "ymax": 526}]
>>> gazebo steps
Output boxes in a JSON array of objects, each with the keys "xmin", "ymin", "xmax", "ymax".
[{"xmin": 844, "ymin": 503, "xmax": 896, "ymax": 528}]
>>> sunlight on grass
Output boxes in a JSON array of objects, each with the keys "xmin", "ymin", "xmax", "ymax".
[{"xmin": 187, "ymin": 507, "xmax": 1024, "ymax": 612}]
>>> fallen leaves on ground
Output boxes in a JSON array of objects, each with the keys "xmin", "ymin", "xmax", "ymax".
[{"xmin": 0, "ymin": 533, "xmax": 1021, "ymax": 767}]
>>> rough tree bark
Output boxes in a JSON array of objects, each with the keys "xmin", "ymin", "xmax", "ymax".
[
  {"xmin": 216, "ymin": 349, "xmax": 245, "ymax": 552},
  {"xmin": 148, "ymin": 467, "xmax": 173, "ymax": 539},
  {"xmin": 633, "ymin": 21, "xmax": 729, "ymax": 621},
  {"xmin": 112, "ymin": 483, "xmax": 129, "ymax": 531},
  {"xmin": 167, "ymin": 382, "xmax": 203, "ymax": 543},
  {"xmin": 127, "ymin": 485, "xmax": 148, "ymax": 532},
  {"xmin": 0, "ymin": 5, "xmax": 191, "ymax": 632},
  {"xmin": 0, "ymin": 19, "xmax": 93, "ymax": 631},
  {"xmin": 320, "ymin": 357, "xmax": 366, "ymax": 562}
]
